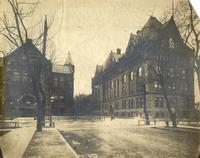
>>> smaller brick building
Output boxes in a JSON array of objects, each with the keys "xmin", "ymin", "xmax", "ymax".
[{"xmin": 51, "ymin": 52, "xmax": 75, "ymax": 115}]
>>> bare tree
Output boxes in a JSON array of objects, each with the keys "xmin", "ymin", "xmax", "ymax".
[
  {"xmin": 161, "ymin": 0, "xmax": 200, "ymax": 94},
  {"xmin": 0, "ymin": 0, "xmax": 54, "ymax": 131},
  {"xmin": 148, "ymin": 54, "xmax": 177, "ymax": 128}
]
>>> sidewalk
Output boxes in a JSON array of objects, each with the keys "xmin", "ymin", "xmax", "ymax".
[
  {"xmin": 22, "ymin": 128, "xmax": 79, "ymax": 158},
  {"xmin": 151, "ymin": 124, "xmax": 200, "ymax": 133},
  {"xmin": 0, "ymin": 126, "xmax": 35, "ymax": 158}
]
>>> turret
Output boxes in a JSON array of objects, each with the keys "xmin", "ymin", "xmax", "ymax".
[{"xmin": 64, "ymin": 52, "xmax": 75, "ymax": 73}]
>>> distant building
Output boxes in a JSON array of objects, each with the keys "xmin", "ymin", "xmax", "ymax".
[
  {"xmin": 92, "ymin": 16, "xmax": 194, "ymax": 119},
  {"xmin": 74, "ymin": 94, "xmax": 93, "ymax": 115},
  {"xmin": 51, "ymin": 52, "xmax": 75, "ymax": 115},
  {"xmin": 4, "ymin": 40, "xmax": 75, "ymax": 117}
]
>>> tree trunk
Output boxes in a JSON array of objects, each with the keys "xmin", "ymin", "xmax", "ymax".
[
  {"xmin": 163, "ymin": 91, "xmax": 177, "ymax": 128},
  {"xmin": 36, "ymin": 97, "xmax": 43, "ymax": 131},
  {"xmin": 143, "ymin": 84, "xmax": 150, "ymax": 125},
  {"xmin": 195, "ymin": 67, "xmax": 200, "ymax": 94}
]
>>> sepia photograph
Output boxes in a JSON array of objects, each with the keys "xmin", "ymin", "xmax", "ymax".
[{"xmin": 0, "ymin": 0, "xmax": 200, "ymax": 157}]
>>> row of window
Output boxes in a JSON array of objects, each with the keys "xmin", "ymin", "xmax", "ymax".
[
  {"xmin": 105, "ymin": 96, "xmax": 179, "ymax": 111},
  {"xmin": 8, "ymin": 71, "xmax": 29, "ymax": 82},
  {"xmin": 153, "ymin": 81, "xmax": 188, "ymax": 92},
  {"xmin": 105, "ymin": 67, "xmax": 188, "ymax": 99},
  {"xmin": 53, "ymin": 77, "xmax": 65, "ymax": 87},
  {"xmin": 52, "ymin": 96, "xmax": 65, "ymax": 104},
  {"xmin": 113, "ymin": 111, "xmax": 165, "ymax": 118}
]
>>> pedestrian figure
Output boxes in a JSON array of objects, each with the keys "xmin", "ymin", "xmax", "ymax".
[
  {"xmin": 111, "ymin": 115, "xmax": 114, "ymax": 121},
  {"xmin": 165, "ymin": 120, "xmax": 169, "ymax": 127}
]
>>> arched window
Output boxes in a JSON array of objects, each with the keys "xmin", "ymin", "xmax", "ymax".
[
  {"xmin": 123, "ymin": 74, "xmax": 127, "ymax": 83},
  {"xmin": 138, "ymin": 67, "xmax": 143, "ymax": 77},
  {"xmin": 169, "ymin": 38, "xmax": 175, "ymax": 48},
  {"xmin": 130, "ymin": 71, "xmax": 134, "ymax": 80}
]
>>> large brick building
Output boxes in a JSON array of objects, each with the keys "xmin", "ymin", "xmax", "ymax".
[
  {"xmin": 4, "ymin": 40, "xmax": 74, "ymax": 117},
  {"xmin": 92, "ymin": 16, "xmax": 194, "ymax": 119}
]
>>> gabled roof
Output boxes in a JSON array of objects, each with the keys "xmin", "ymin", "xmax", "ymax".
[
  {"xmin": 137, "ymin": 16, "xmax": 162, "ymax": 39},
  {"xmin": 52, "ymin": 64, "xmax": 73, "ymax": 74},
  {"xmin": 161, "ymin": 16, "xmax": 183, "ymax": 42},
  {"xmin": 64, "ymin": 52, "xmax": 74, "ymax": 65},
  {"xmin": 141, "ymin": 16, "xmax": 162, "ymax": 31},
  {"xmin": 6, "ymin": 39, "xmax": 47, "ymax": 61}
]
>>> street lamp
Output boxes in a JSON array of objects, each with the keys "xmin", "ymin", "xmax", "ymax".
[{"xmin": 50, "ymin": 96, "xmax": 54, "ymax": 127}]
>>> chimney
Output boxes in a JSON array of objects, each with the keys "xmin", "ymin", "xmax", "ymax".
[{"xmin": 117, "ymin": 48, "xmax": 121, "ymax": 54}]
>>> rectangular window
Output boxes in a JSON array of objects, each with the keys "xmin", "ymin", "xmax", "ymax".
[
  {"xmin": 128, "ymin": 99, "xmax": 134, "ymax": 109},
  {"xmin": 160, "ymin": 97, "xmax": 164, "ymax": 107},
  {"xmin": 154, "ymin": 97, "xmax": 159, "ymax": 107},
  {"xmin": 168, "ymin": 68, "xmax": 175, "ymax": 77},
  {"xmin": 54, "ymin": 77, "xmax": 59, "ymax": 87},
  {"xmin": 13, "ymin": 71, "xmax": 20, "ymax": 81},
  {"xmin": 60, "ymin": 77, "xmax": 65, "ymax": 87},
  {"xmin": 114, "ymin": 102, "xmax": 119, "ymax": 110},
  {"xmin": 22, "ymin": 72, "xmax": 28, "ymax": 82},
  {"xmin": 59, "ymin": 96, "xmax": 64, "ymax": 103},
  {"xmin": 182, "ymin": 69, "xmax": 186, "ymax": 79},
  {"xmin": 122, "ymin": 100, "xmax": 126, "ymax": 109},
  {"xmin": 136, "ymin": 98, "xmax": 139, "ymax": 108}
]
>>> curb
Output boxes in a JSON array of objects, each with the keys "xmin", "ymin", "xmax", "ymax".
[{"xmin": 56, "ymin": 129, "xmax": 80, "ymax": 158}]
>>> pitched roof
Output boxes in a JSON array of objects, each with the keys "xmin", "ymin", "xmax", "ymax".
[
  {"xmin": 52, "ymin": 64, "xmax": 73, "ymax": 74},
  {"xmin": 161, "ymin": 16, "xmax": 183, "ymax": 41},
  {"xmin": 137, "ymin": 16, "xmax": 162, "ymax": 40},
  {"xmin": 7, "ymin": 39, "xmax": 45, "ymax": 59},
  {"xmin": 142, "ymin": 16, "xmax": 162, "ymax": 31},
  {"xmin": 64, "ymin": 52, "xmax": 74, "ymax": 65}
]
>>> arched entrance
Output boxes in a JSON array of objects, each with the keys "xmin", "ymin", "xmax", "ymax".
[{"xmin": 18, "ymin": 94, "xmax": 36, "ymax": 117}]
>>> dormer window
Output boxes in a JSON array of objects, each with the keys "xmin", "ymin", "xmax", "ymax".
[{"xmin": 169, "ymin": 38, "xmax": 175, "ymax": 48}]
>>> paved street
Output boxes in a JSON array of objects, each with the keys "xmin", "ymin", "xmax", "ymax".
[{"xmin": 56, "ymin": 118, "xmax": 200, "ymax": 158}]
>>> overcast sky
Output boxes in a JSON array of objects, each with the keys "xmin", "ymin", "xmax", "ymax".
[
  {"xmin": 41, "ymin": 0, "xmax": 177, "ymax": 95},
  {"xmin": 1, "ymin": 0, "xmax": 199, "ymax": 101}
]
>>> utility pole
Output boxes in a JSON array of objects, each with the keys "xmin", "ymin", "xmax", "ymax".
[{"xmin": 42, "ymin": 15, "xmax": 48, "ymax": 57}]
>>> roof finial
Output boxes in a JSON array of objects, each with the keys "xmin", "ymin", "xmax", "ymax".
[
  {"xmin": 65, "ymin": 51, "xmax": 73, "ymax": 65},
  {"xmin": 172, "ymin": 0, "xmax": 174, "ymax": 17}
]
